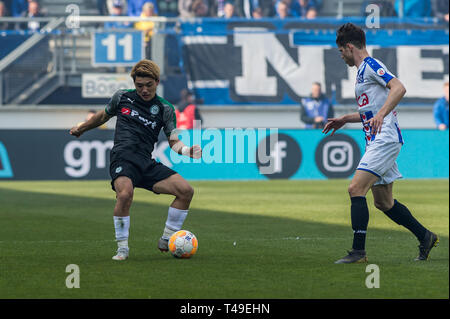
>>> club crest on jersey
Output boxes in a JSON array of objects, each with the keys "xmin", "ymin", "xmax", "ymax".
[
  {"xmin": 377, "ymin": 68, "xmax": 386, "ymax": 76},
  {"xmin": 150, "ymin": 105, "xmax": 159, "ymax": 115}
]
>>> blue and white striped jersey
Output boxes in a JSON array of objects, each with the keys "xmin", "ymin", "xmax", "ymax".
[{"xmin": 355, "ymin": 57, "xmax": 403, "ymax": 145}]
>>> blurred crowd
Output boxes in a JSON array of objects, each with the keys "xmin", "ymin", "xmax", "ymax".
[
  {"xmin": 0, "ymin": 0, "xmax": 448, "ymax": 131},
  {"xmin": 0, "ymin": 0, "xmax": 448, "ymax": 24}
]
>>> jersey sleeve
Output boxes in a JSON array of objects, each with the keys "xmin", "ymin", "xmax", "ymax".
[
  {"xmin": 158, "ymin": 96, "xmax": 177, "ymax": 138},
  {"xmin": 105, "ymin": 90, "xmax": 125, "ymax": 116},
  {"xmin": 366, "ymin": 58, "xmax": 395, "ymax": 88}
]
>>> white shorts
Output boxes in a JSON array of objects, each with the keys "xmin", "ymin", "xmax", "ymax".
[{"xmin": 357, "ymin": 141, "xmax": 403, "ymax": 186}]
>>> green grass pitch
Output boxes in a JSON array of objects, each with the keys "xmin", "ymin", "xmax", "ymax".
[{"xmin": 0, "ymin": 179, "xmax": 448, "ymax": 299}]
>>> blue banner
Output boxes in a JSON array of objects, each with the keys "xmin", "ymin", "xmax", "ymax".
[
  {"xmin": 179, "ymin": 18, "xmax": 449, "ymax": 105},
  {"xmin": 167, "ymin": 129, "xmax": 449, "ymax": 180},
  {"xmin": 0, "ymin": 129, "xmax": 447, "ymax": 181}
]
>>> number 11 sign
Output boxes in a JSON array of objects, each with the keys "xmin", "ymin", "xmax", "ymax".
[{"xmin": 92, "ymin": 31, "xmax": 144, "ymax": 66}]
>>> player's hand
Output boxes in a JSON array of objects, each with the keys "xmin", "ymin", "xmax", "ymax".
[
  {"xmin": 322, "ymin": 117, "xmax": 345, "ymax": 136},
  {"xmin": 190, "ymin": 145, "xmax": 202, "ymax": 159},
  {"xmin": 365, "ymin": 114, "xmax": 384, "ymax": 135},
  {"xmin": 69, "ymin": 125, "xmax": 83, "ymax": 138}
]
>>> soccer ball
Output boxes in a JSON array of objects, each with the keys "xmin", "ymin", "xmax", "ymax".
[{"xmin": 169, "ymin": 230, "xmax": 198, "ymax": 258}]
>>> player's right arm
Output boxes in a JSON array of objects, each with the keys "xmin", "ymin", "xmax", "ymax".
[
  {"xmin": 70, "ymin": 90, "xmax": 123, "ymax": 138},
  {"xmin": 70, "ymin": 109, "xmax": 112, "ymax": 138},
  {"xmin": 322, "ymin": 112, "xmax": 360, "ymax": 136}
]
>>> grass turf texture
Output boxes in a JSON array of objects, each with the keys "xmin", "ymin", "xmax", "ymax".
[{"xmin": 0, "ymin": 179, "xmax": 448, "ymax": 299}]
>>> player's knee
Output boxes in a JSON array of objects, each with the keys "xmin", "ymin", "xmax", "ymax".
[
  {"xmin": 116, "ymin": 188, "xmax": 133, "ymax": 204},
  {"xmin": 178, "ymin": 184, "xmax": 194, "ymax": 202},
  {"xmin": 374, "ymin": 200, "xmax": 393, "ymax": 212},
  {"xmin": 348, "ymin": 183, "xmax": 363, "ymax": 197}
]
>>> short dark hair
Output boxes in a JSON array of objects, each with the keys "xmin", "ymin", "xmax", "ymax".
[{"xmin": 336, "ymin": 23, "xmax": 366, "ymax": 49}]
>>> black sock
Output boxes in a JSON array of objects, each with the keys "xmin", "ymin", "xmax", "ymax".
[
  {"xmin": 383, "ymin": 200, "xmax": 427, "ymax": 242},
  {"xmin": 351, "ymin": 196, "xmax": 369, "ymax": 251}
]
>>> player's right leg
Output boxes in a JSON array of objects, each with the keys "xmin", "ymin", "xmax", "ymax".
[
  {"xmin": 372, "ymin": 183, "xmax": 439, "ymax": 261},
  {"xmin": 335, "ymin": 169, "xmax": 379, "ymax": 264},
  {"xmin": 112, "ymin": 176, "xmax": 134, "ymax": 260},
  {"xmin": 152, "ymin": 173, "xmax": 194, "ymax": 252}
]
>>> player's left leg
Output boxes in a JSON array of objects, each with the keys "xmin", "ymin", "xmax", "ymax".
[
  {"xmin": 335, "ymin": 169, "xmax": 379, "ymax": 264},
  {"xmin": 372, "ymin": 183, "xmax": 439, "ymax": 261},
  {"xmin": 153, "ymin": 173, "xmax": 194, "ymax": 251}
]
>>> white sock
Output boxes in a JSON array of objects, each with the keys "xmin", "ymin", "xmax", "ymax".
[
  {"xmin": 114, "ymin": 216, "xmax": 130, "ymax": 245},
  {"xmin": 162, "ymin": 207, "xmax": 188, "ymax": 240}
]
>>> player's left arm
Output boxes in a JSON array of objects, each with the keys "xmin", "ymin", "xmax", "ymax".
[
  {"xmin": 365, "ymin": 77, "xmax": 406, "ymax": 135},
  {"xmin": 168, "ymin": 135, "xmax": 202, "ymax": 159},
  {"xmin": 161, "ymin": 98, "xmax": 202, "ymax": 159}
]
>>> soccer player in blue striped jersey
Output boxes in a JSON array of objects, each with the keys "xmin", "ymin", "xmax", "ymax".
[{"xmin": 323, "ymin": 23, "xmax": 438, "ymax": 263}]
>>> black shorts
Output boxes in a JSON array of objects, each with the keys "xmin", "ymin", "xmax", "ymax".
[{"xmin": 110, "ymin": 156, "xmax": 177, "ymax": 193}]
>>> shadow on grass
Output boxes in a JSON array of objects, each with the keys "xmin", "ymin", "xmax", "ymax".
[{"xmin": 0, "ymin": 187, "xmax": 448, "ymax": 299}]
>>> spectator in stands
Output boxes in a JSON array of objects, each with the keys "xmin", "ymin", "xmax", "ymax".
[
  {"xmin": 157, "ymin": 0, "xmax": 179, "ymax": 17},
  {"xmin": 11, "ymin": 0, "xmax": 28, "ymax": 17},
  {"xmin": 361, "ymin": 0, "xmax": 397, "ymax": 17},
  {"xmin": 19, "ymin": 0, "xmax": 44, "ymax": 32},
  {"xmin": 300, "ymin": 82, "xmax": 334, "ymax": 129},
  {"xmin": 210, "ymin": 0, "xmax": 225, "ymax": 17},
  {"xmin": 291, "ymin": 0, "xmax": 317, "ymax": 19},
  {"xmin": 176, "ymin": 89, "xmax": 203, "ymax": 129},
  {"xmin": 433, "ymin": 82, "xmax": 449, "ymax": 130},
  {"xmin": 178, "ymin": 0, "xmax": 209, "ymax": 17},
  {"xmin": 135, "ymin": 2, "xmax": 157, "ymax": 58},
  {"xmin": 431, "ymin": 0, "xmax": 449, "ymax": 22},
  {"xmin": 235, "ymin": 0, "xmax": 259, "ymax": 18},
  {"xmin": 192, "ymin": 0, "xmax": 209, "ymax": 16},
  {"xmin": 106, "ymin": 0, "xmax": 128, "ymax": 15},
  {"xmin": 252, "ymin": 6, "xmax": 263, "ymax": 18},
  {"xmin": 395, "ymin": 0, "xmax": 431, "ymax": 17},
  {"xmin": 259, "ymin": 0, "xmax": 276, "ymax": 17},
  {"xmin": 275, "ymin": 0, "xmax": 292, "ymax": 18},
  {"xmin": 223, "ymin": 1, "xmax": 237, "ymax": 18},
  {"xmin": 0, "ymin": 1, "xmax": 12, "ymax": 30},
  {"xmin": 128, "ymin": 0, "xmax": 158, "ymax": 16},
  {"xmin": 104, "ymin": 1, "xmax": 131, "ymax": 29}
]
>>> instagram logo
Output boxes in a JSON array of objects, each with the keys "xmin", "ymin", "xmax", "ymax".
[
  {"xmin": 322, "ymin": 141, "xmax": 354, "ymax": 173},
  {"xmin": 315, "ymin": 134, "xmax": 360, "ymax": 178}
]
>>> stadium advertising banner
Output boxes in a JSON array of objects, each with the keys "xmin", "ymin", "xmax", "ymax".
[
  {"xmin": 0, "ymin": 129, "xmax": 448, "ymax": 181},
  {"xmin": 81, "ymin": 73, "xmax": 134, "ymax": 98},
  {"xmin": 179, "ymin": 18, "xmax": 449, "ymax": 105}
]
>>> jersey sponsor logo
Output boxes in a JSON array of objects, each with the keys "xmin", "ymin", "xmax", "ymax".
[
  {"xmin": 356, "ymin": 93, "xmax": 369, "ymax": 107},
  {"xmin": 122, "ymin": 107, "xmax": 158, "ymax": 129},
  {"xmin": 121, "ymin": 107, "xmax": 131, "ymax": 115},
  {"xmin": 130, "ymin": 109, "xmax": 157, "ymax": 128}
]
